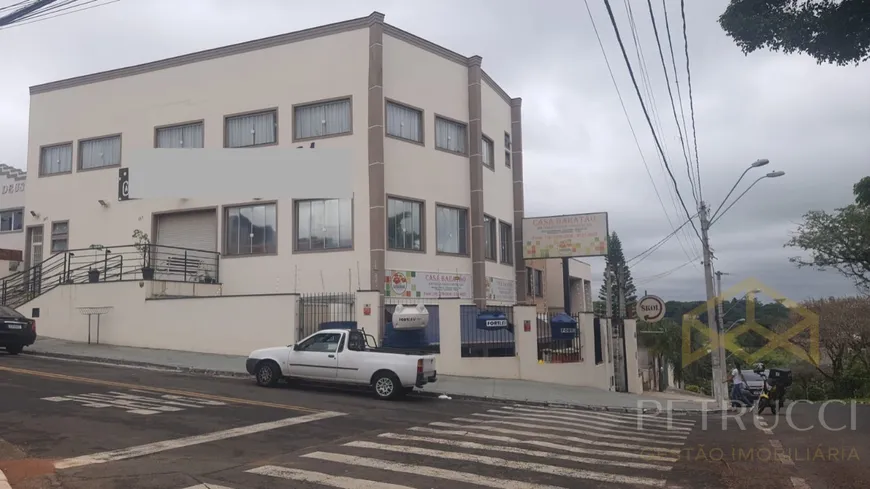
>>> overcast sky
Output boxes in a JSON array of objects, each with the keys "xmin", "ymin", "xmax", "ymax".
[{"xmin": 1, "ymin": 0, "xmax": 868, "ymax": 302}]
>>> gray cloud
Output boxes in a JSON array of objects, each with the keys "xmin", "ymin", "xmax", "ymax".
[{"xmin": 1, "ymin": 0, "xmax": 867, "ymax": 302}]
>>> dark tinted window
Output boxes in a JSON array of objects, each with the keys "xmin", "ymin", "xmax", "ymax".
[
  {"xmin": 741, "ymin": 370, "xmax": 765, "ymax": 382},
  {"xmin": 0, "ymin": 306, "xmax": 24, "ymax": 318}
]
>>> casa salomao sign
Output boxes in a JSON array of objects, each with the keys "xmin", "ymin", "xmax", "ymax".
[{"xmin": 2, "ymin": 182, "xmax": 25, "ymax": 195}]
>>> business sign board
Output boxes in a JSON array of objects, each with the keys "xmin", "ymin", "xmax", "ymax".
[
  {"xmin": 637, "ymin": 295, "xmax": 666, "ymax": 323},
  {"xmin": 522, "ymin": 212, "xmax": 609, "ymax": 259}
]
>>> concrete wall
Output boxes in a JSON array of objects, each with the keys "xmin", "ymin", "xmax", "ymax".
[{"xmin": 19, "ymin": 281, "xmax": 298, "ymax": 356}]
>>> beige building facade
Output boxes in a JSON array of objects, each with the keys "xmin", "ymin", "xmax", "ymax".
[{"xmin": 22, "ymin": 12, "xmax": 526, "ymax": 306}]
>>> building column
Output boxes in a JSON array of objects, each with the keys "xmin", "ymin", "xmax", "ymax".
[
  {"xmin": 467, "ymin": 55, "xmax": 486, "ymax": 309},
  {"xmin": 367, "ymin": 12, "xmax": 386, "ymax": 324},
  {"xmin": 511, "ymin": 98, "xmax": 527, "ymax": 303}
]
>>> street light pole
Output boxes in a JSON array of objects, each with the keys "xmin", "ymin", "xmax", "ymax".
[{"xmin": 698, "ymin": 201, "xmax": 726, "ymax": 410}]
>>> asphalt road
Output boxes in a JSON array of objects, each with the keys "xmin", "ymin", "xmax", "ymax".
[{"xmin": 0, "ymin": 353, "xmax": 866, "ymax": 489}]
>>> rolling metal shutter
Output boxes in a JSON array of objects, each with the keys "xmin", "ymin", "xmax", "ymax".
[{"xmin": 156, "ymin": 210, "xmax": 217, "ymax": 252}]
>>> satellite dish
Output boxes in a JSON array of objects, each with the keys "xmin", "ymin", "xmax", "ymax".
[{"xmin": 392, "ymin": 304, "xmax": 429, "ymax": 330}]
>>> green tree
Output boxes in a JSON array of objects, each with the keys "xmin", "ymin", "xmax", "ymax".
[
  {"xmin": 718, "ymin": 0, "xmax": 870, "ymax": 66},
  {"xmin": 638, "ymin": 318, "xmax": 684, "ymax": 387},
  {"xmin": 855, "ymin": 176, "xmax": 870, "ymax": 208},
  {"xmin": 598, "ymin": 232, "xmax": 638, "ymax": 317},
  {"xmin": 786, "ymin": 178, "xmax": 870, "ymax": 295}
]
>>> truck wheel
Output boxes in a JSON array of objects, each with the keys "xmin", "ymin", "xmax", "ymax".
[
  {"xmin": 255, "ymin": 360, "xmax": 280, "ymax": 388},
  {"xmin": 5, "ymin": 345, "xmax": 23, "ymax": 355},
  {"xmin": 372, "ymin": 371, "xmax": 400, "ymax": 400}
]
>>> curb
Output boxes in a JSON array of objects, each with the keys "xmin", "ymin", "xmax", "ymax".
[
  {"xmin": 23, "ymin": 351, "xmax": 249, "ymax": 379},
  {"xmin": 24, "ymin": 350, "xmax": 726, "ymax": 415},
  {"xmin": 0, "ymin": 468, "xmax": 11, "ymax": 489}
]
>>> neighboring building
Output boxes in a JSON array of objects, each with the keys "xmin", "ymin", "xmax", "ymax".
[
  {"xmin": 24, "ymin": 12, "xmax": 526, "ymax": 304},
  {"xmin": 525, "ymin": 258, "xmax": 593, "ymax": 314},
  {"xmin": 0, "ymin": 163, "xmax": 27, "ymax": 254}
]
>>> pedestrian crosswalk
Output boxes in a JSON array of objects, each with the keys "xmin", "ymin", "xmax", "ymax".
[{"xmin": 210, "ymin": 404, "xmax": 697, "ymax": 488}]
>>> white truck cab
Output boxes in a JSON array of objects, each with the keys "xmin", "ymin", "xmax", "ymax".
[{"xmin": 246, "ymin": 328, "xmax": 437, "ymax": 400}]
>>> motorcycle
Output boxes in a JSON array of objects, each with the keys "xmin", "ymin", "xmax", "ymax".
[{"xmin": 754, "ymin": 364, "xmax": 792, "ymax": 415}]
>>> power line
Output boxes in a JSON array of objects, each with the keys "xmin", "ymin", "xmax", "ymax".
[
  {"xmin": 680, "ymin": 0, "xmax": 702, "ymax": 202},
  {"xmin": 626, "ymin": 212, "xmax": 698, "ymax": 266},
  {"xmin": 636, "ymin": 257, "xmax": 697, "ymax": 285},
  {"xmin": 0, "ymin": 1, "xmax": 32, "ymax": 14},
  {"xmin": 645, "ymin": 0, "xmax": 697, "ymax": 206},
  {"xmin": 14, "ymin": 0, "xmax": 78, "ymax": 22},
  {"xmin": 0, "ymin": 0, "xmax": 118, "ymax": 30},
  {"xmin": 602, "ymin": 0, "xmax": 702, "ymax": 244},
  {"xmin": 581, "ymin": 0, "xmax": 698, "ymax": 269}
]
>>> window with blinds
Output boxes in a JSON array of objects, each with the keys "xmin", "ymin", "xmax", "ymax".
[
  {"xmin": 79, "ymin": 135, "xmax": 122, "ymax": 170},
  {"xmin": 226, "ymin": 110, "xmax": 277, "ymax": 148},
  {"xmin": 294, "ymin": 98, "xmax": 352, "ymax": 140},
  {"xmin": 156, "ymin": 122, "xmax": 204, "ymax": 148},
  {"xmin": 434, "ymin": 117, "xmax": 467, "ymax": 155},
  {"xmin": 435, "ymin": 205, "xmax": 468, "ymax": 255},
  {"xmin": 386, "ymin": 101, "xmax": 423, "ymax": 143},
  {"xmin": 40, "ymin": 143, "xmax": 73, "ymax": 175}
]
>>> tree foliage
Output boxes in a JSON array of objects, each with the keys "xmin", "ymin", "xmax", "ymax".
[
  {"xmin": 718, "ymin": 0, "xmax": 870, "ymax": 66},
  {"xmin": 786, "ymin": 177, "xmax": 870, "ymax": 295},
  {"xmin": 598, "ymin": 232, "xmax": 638, "ymax": 318}
]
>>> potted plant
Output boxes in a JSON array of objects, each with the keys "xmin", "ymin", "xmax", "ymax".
[
  {"xmin": 132, "ymin": 229, "xmax": 154, "ymax": 280},
  {"xmin": 87, "ymin": 244, "xmax": 103, "ymax": 283}
]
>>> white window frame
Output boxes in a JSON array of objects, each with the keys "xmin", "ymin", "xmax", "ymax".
[
  {"xmin": 225, "ymin": 110, "xmax": 278, "ymax": 148},
  {"xmin": 50, "ymin": 221, "xmax": 69, "ymax": 254},
  {"xmin": 0, "ymin": 208, "xmax": 24, "ymax": 233},
  {"xmin": 293, "ymin": 98, "xmax": 353, "ymax": 141},
  {"xmin": 435, "ymin": 204, "xmax": 468, "ymax": 255},
  {"xmin": 484, "ymin": 215, "xmax": 497, "ymax": 260},
  {"xmin": 505, "ymin": 131, "xmax": 512, "ymax": 168},
  {"xmin": 482, "ymin": 135, "xmax": 494, "ymax": 169},
  {"xmin": 385, "ymin": 100, "xmax": 423, "ymax": 144},
  {"xmin": 434, "ymin": 116, "xmax": 467, "ymax": 155},
  {"xmin": 39, "ymin": 142, "xmax": 73, "ymax": 176}
]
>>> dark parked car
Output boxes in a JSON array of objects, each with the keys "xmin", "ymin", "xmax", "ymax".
[
  {"xmin": 0, "ymin": 305, "xmax": 36, "ymax": 355},
  {"xmin": 741, "ymin": 369, "xmax": 768, "ymax": 401}
]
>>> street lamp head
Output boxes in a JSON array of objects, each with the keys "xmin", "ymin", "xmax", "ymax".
[
  {"xmin": 751, "ymin": 159, "xmax": 770, "ymax": 168},
  {"xmin": 734, "ymin": 318, "xmax": 746, "ymax": 324},
  {"xmin": 766, "ymin": 171, "xmax": 785, "ymax": 178}
]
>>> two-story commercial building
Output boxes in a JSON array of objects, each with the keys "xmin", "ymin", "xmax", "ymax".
[
  {"xmin": 0, "ymin": 163, "xmax": 27, "ymax": 278},
  {"xmin": 22, "ymin": 11, "xmax": 527, "ymax": 307}
]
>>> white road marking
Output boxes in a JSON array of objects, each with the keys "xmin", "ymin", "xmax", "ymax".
[
  {"xmin": 248, "ymin": 465, "xmax": 416, "ymax": 489},
  {"xmin": 491, "ymin": 408, "xmax": 692, "ymax": 433},
  {"xmin": 504, "ymin": 406, "xmax": 695, "ymax": 429},
  {"xmin": 429, "ymin": 421, "xmax": 681, "ymax": 455},
  {"xmin": 408, "ymin": 426, "xmax": 677, "ymax": 462},
  {"xmin": 452, "ymin": 417, "xmax": 686, "ymax": 446},
  {"xmin": 54, "ymin": 411, "xmax": 345, "ymax": 469},
  {"xmin": 302, "ymin": 451, "xmax": 570, "ymax": 489},
  {"xmin": 41, "ymin": 390, "xmax": 228, "ymax": 416},
  {"xmin": 770, "ymin": 439, "xmax": 794, "ymax": 465},
  {"xmin": 790, "ymin": 477, "xmax": 812, "ymax": 489},
  {"xmin": 0, "ymin": 467, "xmax": 11, "ymax": 489},
  {"xmin": 378, "ymin": 432, "xmax": 672, "ymax": 471},
  {"xmin": 181, "ymin": 485, "xmax": 236, "ymax": 489},
  {"xmin": 474, "ymin": 412, "xmax": 689, "ymax": 440},
  {"xmin": 344, "ymin": 441, "xmax": 667, "ymax": 487}
]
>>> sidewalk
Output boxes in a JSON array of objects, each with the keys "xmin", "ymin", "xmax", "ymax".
[{"xmin": 24, "ymin": 337, "xmax": 718, "ymax": 413}]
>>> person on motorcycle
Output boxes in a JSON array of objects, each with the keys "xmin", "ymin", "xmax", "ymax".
[{"xmin": 726, "ymin": 361, "xmax": 753, "ymax": 409}]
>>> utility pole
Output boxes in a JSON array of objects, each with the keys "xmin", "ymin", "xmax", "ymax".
[
  {"xmin": 715, "ymin": 270, "xmax": 730, "ymax": 386},
  {"xmin": 616, "ymin": 262, "xmax": 628, "ymax": 393},
  {"xmin": 699, "ymin": 202, "xmax": 726, "ymax": 410},
  {"xmin": 604, "ymin": 265, "xmax": 615, "ymax": 391}
]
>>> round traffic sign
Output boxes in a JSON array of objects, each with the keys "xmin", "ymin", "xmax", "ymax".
[{"xmin": 637, "ymin": 295, "xmax": 666, "ymax": 323}]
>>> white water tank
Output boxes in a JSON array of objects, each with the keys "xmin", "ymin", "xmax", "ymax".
[{"xmin": 392, "ymin": 304, "xmax": 429, "ymax": 330}]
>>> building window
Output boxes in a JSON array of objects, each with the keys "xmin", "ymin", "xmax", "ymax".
[
  {"xmin": 526, "ymin": 266, "xmax": 533, "ymax": 296},
  {"xmin": 226, "ymin": 110, "xmax": 277, "ymax": 148},
  {"xmin": 387, "ymin": 197, "xmax": 423, "ymax": 251},
  {"xmin": 482, "ymin": 135, "xmax": 494, "ymax": 169},
  {"xmin": 296, "ymin": 198, "xmax": 353, "ymax": 251},
  {"xmin": 434, "ymin": 117, "xmax": 467, "ymax": 154},
  {"xmin": 386, "ymin": 101, "xmax": 422, "ymax": 143},
  {"xmin": 79, "ymin": 135, "xmax": 121, "ymax": 170},
  {"xmin": 534, "ymin": 269, "xmax": 544, "ymax": 297},
  {"xmin": 484, "ymin": 215, "xmax": 496, "ymax": 260},
  {"xmin": 40, "ymin": 143, "xmax": 73, "ymax": 176},
  {"xmin": 0, "ymin": 209, "xmax": 23, "ymax": 232},
  {"xmin": 294, "ymin": 98, "xmax": 352, "ymax": 140},
  {"xmin": 156, "ymin": 122, "xmax": 204, "ymax": 148},
  {"xmin": 505, "ymin": 132, "xmax": 512, "ymax": 168},
  {"xmin": 50, "ymin": 221, "xmax": 68, "ymax": 253},
  {"xmin": 435, "ymin": 205, "xmax": 467, "ymax": 255},
  {"xmin": 499, "ymin": 221, "xmax": 513, "ymax": 264},
  {"xmin": 225, "ymin": 203, "xmax": 277, "ymax": 256}
]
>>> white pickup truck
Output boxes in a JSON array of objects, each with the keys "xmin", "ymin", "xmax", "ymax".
[{"xmin": 245, "ymin": 328, "xmax": 438, "ymax": 400}]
